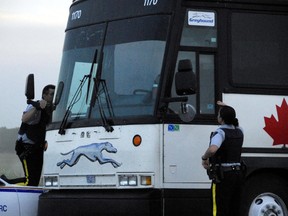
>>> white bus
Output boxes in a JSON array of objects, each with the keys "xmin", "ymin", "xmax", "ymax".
[{"xmin": 37, "ymin": 0, "xmax": 288, "ymax": 215}]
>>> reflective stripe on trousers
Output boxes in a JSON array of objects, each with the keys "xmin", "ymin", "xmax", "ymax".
[{"xmin": 212, "ymin": 183, "xmax": 217, "ymax": 216}]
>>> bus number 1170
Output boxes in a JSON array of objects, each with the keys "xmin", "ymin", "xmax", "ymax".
[{"xmin": 144, "ymin": 0, "xmax": 158, "ymax": 6}]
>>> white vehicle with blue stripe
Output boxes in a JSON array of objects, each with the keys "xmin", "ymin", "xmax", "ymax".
[{"xmin": 0, "ymin": 178, "xmax": 43, "ymax": 216}]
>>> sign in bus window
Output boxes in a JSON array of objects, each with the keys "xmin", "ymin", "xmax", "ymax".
[
  {"xmin": 188, "ymin": 11, "xmax": 215, "ymax": 27},
  {"xmin": 181, "ymin": 10, "xmax": 217, "ymax": 48}
]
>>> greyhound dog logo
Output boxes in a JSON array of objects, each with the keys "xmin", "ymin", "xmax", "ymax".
[{"xmin": 57, "ymin": 142, "xmax": 122, "ymax": 169}]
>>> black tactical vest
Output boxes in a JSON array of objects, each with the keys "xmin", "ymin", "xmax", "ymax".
[
  {"xmin": 19, "ymin": 107, "xmax": 52, "ymax": 145},
  {"xmin": 212, "ymin": 128, "xmax": 244, "ymax": 164}
]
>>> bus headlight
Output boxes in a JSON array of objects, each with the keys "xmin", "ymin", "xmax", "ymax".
[
  {"xmin": 44, "ymin": 176, "xmax": 59, "ymax": 187},
  {"xmin": 118, "ymin": 175, "xmax": 137, "ymax": 186},
  {"xmin": 118, "ymin": 174, "xmax": 153, "ymax": 187}
]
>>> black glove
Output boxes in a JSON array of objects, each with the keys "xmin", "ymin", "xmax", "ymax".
[{"xmin": 27, "ymin": 100, "xmax": 42, "ymax": 110}]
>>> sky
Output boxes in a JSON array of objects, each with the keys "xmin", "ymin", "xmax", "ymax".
[{"xmin": 0, "ymin": 0, "xmax": 72, "ymax": 128}]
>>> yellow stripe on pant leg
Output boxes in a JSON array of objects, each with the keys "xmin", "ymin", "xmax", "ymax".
[
  {"xmin": 16, "ymin": 159, "xmax": 29, "ymax": 186},
  {"xmin": 212, "ymin": 183, "xmax": 217, "ymax": 216}
]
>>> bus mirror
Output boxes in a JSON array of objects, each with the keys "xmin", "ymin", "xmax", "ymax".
[
  {"xmin": 54, "ymin": 81, "xmax": 64, "ymax": 106},
  {"xmin": 179, "ymin": 103, "xmax": 196, "ymax": 122},
  {"xmin": 25, "ymin": 74, "xmax": 35, "ymax": 100},
  {"xmin": 175, "ymin": 59, "xmax": 196, "ymax": 95}
]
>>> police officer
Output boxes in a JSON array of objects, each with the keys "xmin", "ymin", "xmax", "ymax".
[
  {"xmin": 201, "ymin": 101, "xmax": 244, "ymax": 216},
  {"xmin": 15, "ymin": 84, "xmax": 55, "ymax": 186}
]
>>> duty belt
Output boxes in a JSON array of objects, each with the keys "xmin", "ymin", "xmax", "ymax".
[{"xmin": 221, "ymin": 165, "xmax": 241, "ymax": 172}]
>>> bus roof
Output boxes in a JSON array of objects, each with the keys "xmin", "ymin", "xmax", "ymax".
[
  {"xmin": 184, "ymin": 0, "xmax": 288, "ymax": 5},
  {"xmin": 66, "ymin": 0, "xmax": 288, "ymax": 30}
]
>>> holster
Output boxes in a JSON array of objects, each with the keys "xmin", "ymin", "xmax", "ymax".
[
  {"xmin": 15, "ymin": 140, "xmax": 34, "ymax": 160},
  {"xmin": 207, "ymin": 164, "xmax": 224, "ymax": 183}
]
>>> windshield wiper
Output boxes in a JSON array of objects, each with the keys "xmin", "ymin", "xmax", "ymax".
[
  {"xmin": 89, "ymin": 23, "xmax": 114, "ymax": 132},
  {"xmin": 58, "ymin": 47, "xmax": 98, "ymax": 135},
  {"xmin": 86, "ymin": 50, "xmax": 98, "ymax": 103},
  {"xmin": 89, "ymin": 50, "xmax": 114, "ymax": 132},
  {"xmin": 58, "ymin": 74, "xmax": 90, "ymax": 135},
  {"xmin": 92, "ymin": 78, "xmax": 114, "ymax": 132}
]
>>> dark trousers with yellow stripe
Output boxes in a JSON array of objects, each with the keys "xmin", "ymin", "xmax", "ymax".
[
  {"xmin": 212, "ymin": 170, "xmax": 243, "ymax": 216},
  {"xmin": 18, "ymin": 144, "xmax": 44, "ymax": 186}
]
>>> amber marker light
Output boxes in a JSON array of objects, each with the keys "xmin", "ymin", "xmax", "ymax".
[{"xmin": 133, "ymin": 135, "xmax": 142, "ymax": 146}]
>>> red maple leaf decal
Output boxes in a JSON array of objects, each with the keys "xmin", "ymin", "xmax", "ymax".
[{"xmin": 264, "ymin": 98, "xmax": 288, "ymax": 145}]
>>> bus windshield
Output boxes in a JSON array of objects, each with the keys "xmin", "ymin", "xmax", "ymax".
[{"xmin": 53, "ymin": 15, "xmax": 170, "ymax": 124}]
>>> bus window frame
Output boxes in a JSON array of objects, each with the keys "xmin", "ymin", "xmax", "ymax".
[{"xmin": 164, "ymin": 8, "xmax": 219, "ymax": 123}]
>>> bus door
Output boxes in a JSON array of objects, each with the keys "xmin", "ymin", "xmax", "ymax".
[{"xmin": 163, "ymin": 8, "xmax": 218, "ymax": 185}]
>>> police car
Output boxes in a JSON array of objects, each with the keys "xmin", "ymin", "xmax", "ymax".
[{"xmin": 0, "ymin": 176, "xmax": 44, "ymax": 216}]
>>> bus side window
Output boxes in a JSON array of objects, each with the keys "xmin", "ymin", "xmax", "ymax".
[
  {"xmin": 169, "ymin": 52, "xmax": 215, "ymax": 116},
  {"xmin": 168, "ymin": 52, "xmax": 197, "ymax": 115},
  {"xmin": 199, "ymin": 54, "xmax": 215, "ymax": 114},
  {"xmin": 180, "ymin": 10, "xmax": 217, "ymax": 48}
]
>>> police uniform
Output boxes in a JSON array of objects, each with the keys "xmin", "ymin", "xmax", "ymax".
[
  {"xmin": 209, "ymin": 124, "xmax": 244, "ymax": 216},
  {"xmin": 15, "ymin": 104, "xmax": 51, "ymax": 186}
]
